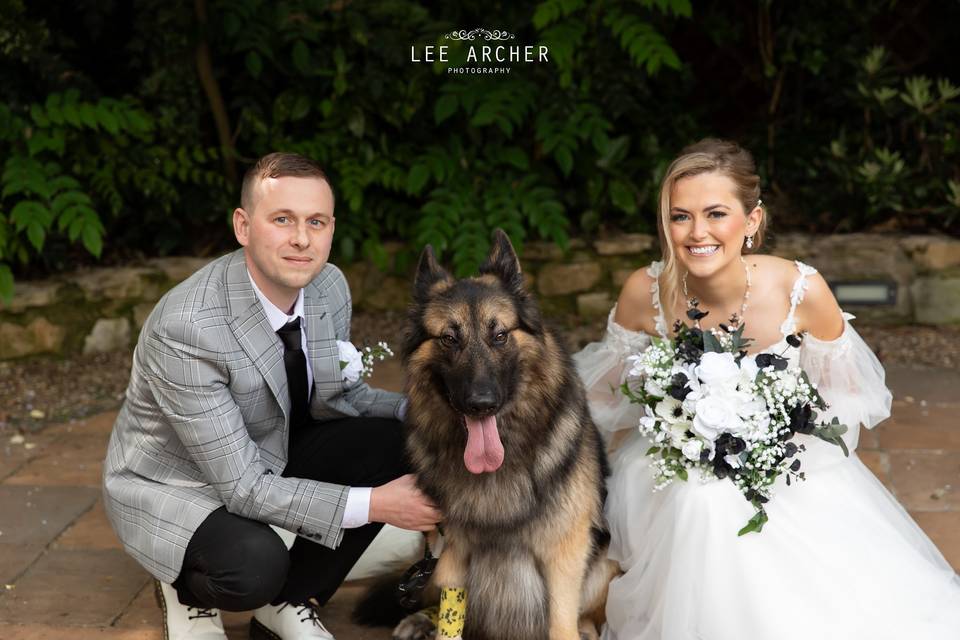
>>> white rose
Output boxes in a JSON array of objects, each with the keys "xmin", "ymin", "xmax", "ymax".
[
  {"xmin": 738, "ymin": 356, "xmax": 759, "ymax": 385},
  {"xmin": 682, "ymin": 438, "xmax": 704, "ymax": 461},
  {"xmin": 693, "ymin": 395, "xmax": 745, "ymax": 441},
  {"xmin": 337, "ymin": 340, "xmax": 364, "ymax": 383},
  {"xmin": 696, "ymin": 352, "xmax": 741, "ymax": 390}
]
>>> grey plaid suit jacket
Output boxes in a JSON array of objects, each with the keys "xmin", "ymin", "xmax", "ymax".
[{"xmin": 103, "ymin": 248, "xmax": 403, "ymax": 583}]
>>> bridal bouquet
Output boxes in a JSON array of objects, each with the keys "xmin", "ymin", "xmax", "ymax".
[{"xmin": 622, "ymin": 317, "xmax": 849, "ymax": 535}]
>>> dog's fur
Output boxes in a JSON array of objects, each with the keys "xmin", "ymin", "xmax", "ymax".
[{"xmin": 358, "ymin": 231, "xmax": 615, "ymax": 640}]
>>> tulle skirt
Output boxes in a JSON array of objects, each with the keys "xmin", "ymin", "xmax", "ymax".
[{"xmin": 603, "ymin": 432, "xmax": 960, "ymax": 640}]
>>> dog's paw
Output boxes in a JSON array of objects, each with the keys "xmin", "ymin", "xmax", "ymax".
[{"xmin": 392, "ymin": 611, "xmax": 436, "ymax": 640}]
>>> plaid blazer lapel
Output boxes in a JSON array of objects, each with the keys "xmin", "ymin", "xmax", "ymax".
[
  {"xmin": 303, "ymin": 285, "xmax": 342, "ymax": 403},
  {"xmin": 224, "ymin": 250, "xmax": 291, "ymax": 424}
]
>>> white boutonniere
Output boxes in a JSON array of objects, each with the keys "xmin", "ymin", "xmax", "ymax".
[{"xmin": 337, "ymin": 340, "xmax": 394, "ymax": 383}]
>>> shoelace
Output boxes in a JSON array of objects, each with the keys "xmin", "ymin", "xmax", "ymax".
[
  {"xmin": 187, "ymin": 606, "xmax": 218, "ymax": 620},
  {"xmin": 277, "ymin": 602, "xmax": 330, "ymax": 631}
]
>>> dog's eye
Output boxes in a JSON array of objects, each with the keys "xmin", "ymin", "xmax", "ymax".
[
  {"xmin": 493, "ymin": 331, "xmax": 508, "ymax": 344},
  {"xmin": 440, "ymin": 334, "xmax": 458, "ymax": 347}
]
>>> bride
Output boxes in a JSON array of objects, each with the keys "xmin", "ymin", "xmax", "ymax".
[{"xmin": 574, "ymin": 138, "xmax": 960, "ymax": 639}]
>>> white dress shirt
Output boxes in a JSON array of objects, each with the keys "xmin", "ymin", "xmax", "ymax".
[{"xmin": 248, "ymin": 273, "xmax": 371, "ymax": 529}]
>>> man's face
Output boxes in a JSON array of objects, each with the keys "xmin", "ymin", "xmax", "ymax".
[{"xmin": 233, "ymin": 176, "xmax": 335, "ymax": 311}]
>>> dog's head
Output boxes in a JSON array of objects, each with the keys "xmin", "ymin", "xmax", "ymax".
[{"xmin": 403, "ymin": 229, "xmax": 546, "ymax": 474}]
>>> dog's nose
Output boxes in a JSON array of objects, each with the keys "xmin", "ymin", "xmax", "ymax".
[{"xmin": 465, "ymin": 390, "xmax": 498, "ymax": 415}]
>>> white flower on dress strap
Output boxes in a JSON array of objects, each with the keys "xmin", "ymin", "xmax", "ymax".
[
  {"xmin": 337, "ymin": 340, "xmax": 364, "ymax": 383},
  {"xmin": 647, "ymin": 261, "xmax": 668, "ymax": 338},
  {"xmin": 780, "ymin": 261, "xmax": 819, "ymax": 336}
]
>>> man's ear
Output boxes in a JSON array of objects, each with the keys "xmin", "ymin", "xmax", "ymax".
[
  {"xmin": 233, "ymin": 208, "xmax": 250, "ymax": 246},
  {"xmin": 413, "ymin": 244, "xmax": 452, "ymax": 303},
  {"xmin": 478, "ymin": 229, "xmax": 523, "ymax": 293}
]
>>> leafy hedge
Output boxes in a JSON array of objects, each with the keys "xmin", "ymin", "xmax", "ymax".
[{"xmin": 0, "ymin": 0, "xmax": 957, "ymax": 302}]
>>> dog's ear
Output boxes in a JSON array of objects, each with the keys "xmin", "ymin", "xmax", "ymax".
[
  {"xmin": 413, "ymin": 244, "xmax": 452, "ymax": 303},
  {"xmin": 481, "ymin": 229, "xmax": 544, "ymax": 335},
  {"xmin": 479, "ymin": 229, "xmax": 523, "ymax": 293}
]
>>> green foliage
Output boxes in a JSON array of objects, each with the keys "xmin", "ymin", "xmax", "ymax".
[
  {"xmin": 604, "ymin": 10, "xmax": 681, "ymax": 75},
  {"xmin": 0, "ymin": 93, "xmax": 152, "ymax": 302},
  {"xmin": 190, "ymin": 0, "xmax": 691, "ymax": 275},
  {"xmin": 1, "ymin": 0, "xmax": 957, "ymax": 301},
  {"xmin": 813, "ymin": 46, "xmax": 960, "ymax": 229}
]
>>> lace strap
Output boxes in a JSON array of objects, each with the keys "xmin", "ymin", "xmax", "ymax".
[
  {"xmin": 647, "ymin": 261, "xmax": 669, "ymax": 338},
  {"xmin": 780, "ymin": 260, "xmax": 818, "ymax": 336}
]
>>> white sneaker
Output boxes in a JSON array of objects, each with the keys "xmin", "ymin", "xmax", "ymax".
[
  {"xmin": 153, "ymin": 580, "xmax": 227, "ymax": 640},
  {"xmin": 250, "ymin": 601, "xmax": 335, "ymax": 639}
]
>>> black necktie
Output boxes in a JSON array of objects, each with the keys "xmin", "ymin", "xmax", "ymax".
[{"xmin": 277, "ymin": 317, "xmax": 309, "ymax": 428}]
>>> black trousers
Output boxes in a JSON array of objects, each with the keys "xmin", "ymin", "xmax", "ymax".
[{"xmin": 172, "ymin": 416, "xmax": 409, "ymax": 611}]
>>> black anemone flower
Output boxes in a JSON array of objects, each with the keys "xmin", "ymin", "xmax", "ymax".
[{"xmin": 786, "ymin": 333, "xmax": 803, "ymax": 348}]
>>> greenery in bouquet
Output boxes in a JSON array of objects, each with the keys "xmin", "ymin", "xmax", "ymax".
[{"xmin": 621, "ymin": 306, "xmax": 849, "ymax": 535}]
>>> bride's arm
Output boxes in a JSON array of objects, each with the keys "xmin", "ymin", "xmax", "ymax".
[
  {"xmin": 574, "ymin": 266, "xmax": 660, "ymax": 442},
  {"xmin": 614, "ymin": 267, "xmax": 659, "ymax": 334},
  {"xmin": 794, "ymin": 272, "xmax": 845, "ymax": 340},
  {"xmin": 794, "ymin": 273, "xmax": 893, "ymax": 450}
]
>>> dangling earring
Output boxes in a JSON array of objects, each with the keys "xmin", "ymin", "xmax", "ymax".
[{"xmin": 745, "ymin": 235, "xmax": 754, "ymax": 249}]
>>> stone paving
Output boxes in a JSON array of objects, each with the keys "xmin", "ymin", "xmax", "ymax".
[{"xmin": 0, "ymin": 362, "xmax": 958, "ymax": 639}]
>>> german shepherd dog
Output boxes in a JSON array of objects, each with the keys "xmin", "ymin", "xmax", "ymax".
[{"xmin": 361, "ymin": 231, "xmax": 615, "ymax": 640}]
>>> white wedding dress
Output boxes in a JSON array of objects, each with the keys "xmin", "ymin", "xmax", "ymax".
[{"xmin": 574, "ymin": 260, "xmax": 960, "ymax": 640}]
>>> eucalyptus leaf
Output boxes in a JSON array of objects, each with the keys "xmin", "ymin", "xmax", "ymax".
[
  {"xmin": 737, "ymin": 509, "xmax": 768, "ymax": 536},
  {"xmin": 702, "ymin": 331, "xmax": 723, "ymax": 353}
]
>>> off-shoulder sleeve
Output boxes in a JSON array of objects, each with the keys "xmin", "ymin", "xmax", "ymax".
[
  {"xmin": 800, "ymin": 312, "xmax": 892, "ymax": 451},
  {"xmin": 573, "ymin": 305, "xmax": 652, "ymax": 438}
]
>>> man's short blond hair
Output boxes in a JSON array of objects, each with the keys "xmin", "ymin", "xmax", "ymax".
[{"xmin": 240, "ymin": 152, "xmax": 333, "ymax": 211}]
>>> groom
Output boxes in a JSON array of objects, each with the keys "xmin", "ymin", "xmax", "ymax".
[{"xmin": 103, "ymin": 152, "xmax": 440, "ymax": 640}]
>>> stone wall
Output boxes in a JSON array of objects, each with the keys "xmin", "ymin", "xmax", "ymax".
[
  {"xmin": 0, "ymin": 258, "xmax": 210, "ymax": 360},
  {"xmin": 2, "ymin": 233, "xmax": 958, "ymax": 360}
]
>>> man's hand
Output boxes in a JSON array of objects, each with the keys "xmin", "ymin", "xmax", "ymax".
[{"xmin": 369, "ymin": 474, "xmax": 442, "ymax": 531}]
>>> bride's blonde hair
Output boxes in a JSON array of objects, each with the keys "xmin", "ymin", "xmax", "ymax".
[{"xmin": 655, "ymin": 138, "xmax": 768, "ymax": 326}]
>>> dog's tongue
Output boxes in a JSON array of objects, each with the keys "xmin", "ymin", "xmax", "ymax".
[{"xmin": 463, "ymin": 415, "xmax": 504, "ymax": 474}]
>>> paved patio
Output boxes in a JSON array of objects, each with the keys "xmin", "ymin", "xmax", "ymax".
[{"xmin": 0, "ymin": 362, "xmax": 958, "ymax": 639}]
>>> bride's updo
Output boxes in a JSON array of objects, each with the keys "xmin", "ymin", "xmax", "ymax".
[{"xmin": 655, "ymin": 138, "xmax": 768, "ymax": 325}]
